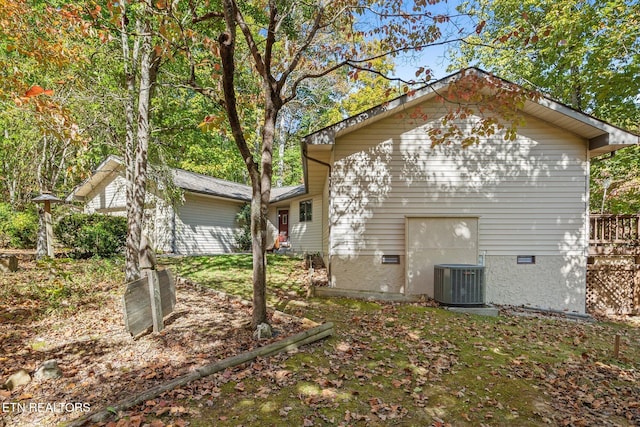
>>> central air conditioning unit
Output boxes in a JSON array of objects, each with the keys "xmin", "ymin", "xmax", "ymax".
[{"xmin": 434, "ymin": 264, "xmax": 485, "ymax": 306}]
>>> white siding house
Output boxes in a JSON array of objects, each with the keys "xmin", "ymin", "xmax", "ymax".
[
  {"xmin": 69, "ymin": 68, "xmax": 639, "ymax": 314},
  {"xmin": 173, "ymin": 193, "xmax": 245, "ymax": 254},
  {"xmin": 303, "ymin": 68, "xmax": 639, "ymax": 313},
  {"xmin": 68, "ymin": 156, "xmax": 305, "ymax": 255}
]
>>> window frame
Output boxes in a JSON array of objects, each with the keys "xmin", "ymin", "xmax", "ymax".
[{"xmin": 299, "ymin": 199, "xmax": 312, "ymax": 222}]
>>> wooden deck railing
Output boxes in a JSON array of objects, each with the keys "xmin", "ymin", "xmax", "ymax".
[{"xmin": 590, "ymin": 214, "xmax": 640, "ymax": 245}]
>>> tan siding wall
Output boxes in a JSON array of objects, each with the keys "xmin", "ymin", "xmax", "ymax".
[
  {"xmin": 84, "ymin": 175, "xmax": 128, "ymax": 213},
  {"xmin": 290, "ymin": 194, "xmax": 323, "ymax": 253},
  {"xmin": 322, "ymin": 176, "xmax": 330, "ymax": 257},
  {"xmin": 154, "ymin": 200, "xmax": 175, "ymax": 253},
  {"xmin": 330, "ymin": 104, "xmax": 588, "ymax": 258},
  {"xmin": 174, "ymin": 193, "xmax": 242, "ymax": 255},
  {"xmin": 82, "ymin": 174, "xmax": 248, "ymax": 255},
  {"xmin": 267, "ymin": 208, "xmax": 278, "ymax": 228}
]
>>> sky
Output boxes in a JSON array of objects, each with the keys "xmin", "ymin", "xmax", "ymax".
[{"xmin": 390, "ymin": 0, "xmax": 472, "ymax": 82}]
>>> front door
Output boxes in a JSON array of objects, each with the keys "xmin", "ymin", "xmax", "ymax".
[{"xmin": 278, "ymin": 209, "xmax": 289, "ymax": 239}]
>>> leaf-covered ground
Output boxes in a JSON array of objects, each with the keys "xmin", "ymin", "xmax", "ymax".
[
  {"xmin": 1, "ymin": 254, "xmax": 639, "ymax": 427},
  {"xmin": 0, "ymin": 256, "xmax": 308, "ymax": 427},
  {"xmin": 160, "ymin": 255, "xmax": 640, "ymax": 427}
]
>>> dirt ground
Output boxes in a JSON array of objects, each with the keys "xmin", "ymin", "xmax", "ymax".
[{"xmin": 0, "ymin": 265, "xmax": 310, "ymax": 427}]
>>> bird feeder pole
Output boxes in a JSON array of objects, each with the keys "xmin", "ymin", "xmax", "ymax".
[{"xmin": 32, "ymin": 191, "xmax": 62, "ymax": 259}]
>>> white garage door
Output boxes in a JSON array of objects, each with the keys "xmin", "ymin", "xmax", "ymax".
[{"xmin": 405, "ymin": 217, "xmax": 479, "ymax": 296}]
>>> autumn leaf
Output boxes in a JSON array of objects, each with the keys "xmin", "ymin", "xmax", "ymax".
[
  {"xmin": 198, "ymin": 115, "xmax": 224, "ymax": 132},
  {"xmin": 24, "ymin": 85, "xmax": 54, "ymax": 98}
]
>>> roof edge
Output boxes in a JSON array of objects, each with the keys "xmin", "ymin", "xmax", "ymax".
[
  {"xmin": 303, "ymin": 67, "xmax": 639, "ymax": 154},
  {"xmin": 67, "ymin": 155, "xmax": 305, "ymax": 204}
]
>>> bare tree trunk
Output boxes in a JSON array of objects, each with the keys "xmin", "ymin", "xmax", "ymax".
[
  {"xmin": 218, "ymin": 0, "xmax": 270, "ymax": 328},
  {"xmin": 121, "ymin": 4, "xmax": 159, "ymax": 282},
  {"xmin": 250, "ymin": 188, "xmax": 267, "ymax": 327},
  {"xmin": 250, "ymin": 100, "xmax": 278, "ymax": 327},
  {"xmin": 122, "ymin": 0, "xmax": 140, "ymax": 282},
  {"xmin": 133, "ymin": 15, "xmax": 159, "ymax": 274},
  {"xmin": 276, "ymin": 113, "xmax": 286, "ymax": 187}
]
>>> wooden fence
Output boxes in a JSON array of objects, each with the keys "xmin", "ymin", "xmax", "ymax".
[
  {"xmin": 587, "ymin": 214, "xmax": 640, "ymax": 315},
  {"xmin": 590, "ymin": 215, "xmax": 640, "ymax": 254}
]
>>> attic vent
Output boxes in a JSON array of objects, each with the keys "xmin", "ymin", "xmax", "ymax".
[{"xmin": 434, "ymin": 264, "xmax": 485, "ymax": 306}]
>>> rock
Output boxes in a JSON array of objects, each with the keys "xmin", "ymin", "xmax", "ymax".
[
  {"xmin": 253, "ymin": 323, "xmax": 273, "ymax": 340},
  {"xmin": 34, "ymin": 359, "xmax": 62, "ymax": 380},
  {"xmin": 3, "ymin": 369, "xmax": 31, "ymax": 391}
]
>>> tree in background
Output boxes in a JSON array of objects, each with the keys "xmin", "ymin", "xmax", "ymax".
[
  {"xmin": 112, "ymin": 0, "xmax": 163, "ymax": 281},
  {"xmin": 0, "ymin": 0, "xmax": 93, "ymax": 206},
  {"xmin": 0, "ymin": 0, "xmax": 98, "ymax": 256},
  {"xmin": 452, "ymin": 0, "xmax": 640, "ymax": 212}
]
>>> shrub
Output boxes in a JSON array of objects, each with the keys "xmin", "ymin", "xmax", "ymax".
[
  {"xmin": 0, "ymin": 203, "xmax": 39, "ymax": 248},
  {"xmin": 55, "ymin": 213, "xmax": 127, "ymax": 258}
]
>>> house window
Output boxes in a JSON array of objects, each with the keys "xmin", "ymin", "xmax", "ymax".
[{"xmin": 299, "ymin": 200, "xmax": 312, "ymax": 222}]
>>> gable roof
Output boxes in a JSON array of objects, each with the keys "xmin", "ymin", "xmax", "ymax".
[
  {"xmin": 67, "ymin": 155, "xmax": 305, "ymax": 204},
  {"xmin": 303, "ymin": 67, "xmax": 639, "ymax": 157}
]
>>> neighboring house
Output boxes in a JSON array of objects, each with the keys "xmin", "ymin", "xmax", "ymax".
[
  {"xmin": 300, "ymin": 68, "xmax": 638, "ymax": 313},
  {"xmin": 67, "ymin": 156, "xmax": 306, "ymax": 255},
  {"xmin": 71, "ymin": 68, "xmax": 639, "ymax": 313}
]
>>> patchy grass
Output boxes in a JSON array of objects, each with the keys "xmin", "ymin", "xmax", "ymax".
[
  {"xmin": 164, "ymin": 254, "xmax": 640, "ymax": 427},
  {"xmin": 0, "ymin": 256, "xmax": 307, "ymax": 427}
]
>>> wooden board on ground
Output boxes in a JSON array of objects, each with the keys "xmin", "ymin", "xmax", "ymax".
[
  {"xmin": 123, "ymin": 269, "xmax": 176, "ymax": 336},
  {"xmin": 158, "ymin": 269, "xmax": 176, "ymax": 316},
  {"xmin": 66, "ymin": 322, "xmax": 335, "ymax": 426}
]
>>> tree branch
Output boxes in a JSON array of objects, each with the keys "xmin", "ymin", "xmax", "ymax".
[
  {"xmin": 233, "ymin": 2, "xmax": 267, "ymax": 79},
  {"xmin": 263, "ymin": 0, "xmax": 278, "ymax": 78},
  {"xmin": 278, "ymin": 3, "xmax": 327, "ymax": 92},
  {"xmin": 218, "ymin": 27, "xmax": 258, "ymax": 181}
]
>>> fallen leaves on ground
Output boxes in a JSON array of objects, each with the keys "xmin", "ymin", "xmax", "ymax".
[
  {"xmin": 0, "ymin": 260, "xmax": 308, "ymax": 427},
  {"xmin": 2, "ymin": 257, "xmax": 640, "ymax": 427}
]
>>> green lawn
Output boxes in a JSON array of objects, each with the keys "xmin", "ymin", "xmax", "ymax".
[
  {"xmin": 160, "ymin": 254, "xmax": 640, "ymax": 426},
  {"xmin": 162, "ymin": 254, "xmax": 309, "ymax": 311}
]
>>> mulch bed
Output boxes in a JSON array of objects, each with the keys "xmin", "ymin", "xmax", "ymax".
[{"xmin": 0, "ymin": 267, "xmax": 309, "ymax": 427}]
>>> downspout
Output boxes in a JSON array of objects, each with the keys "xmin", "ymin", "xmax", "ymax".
[{"xmin": 302, "ymin": 145, "xmax": 332, "ymax": 285}]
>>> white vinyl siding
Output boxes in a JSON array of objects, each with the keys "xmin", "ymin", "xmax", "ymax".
[
  {"xmin": 84, "ymin": 175, "xmax": 128, "ymax": 213},
  {"xmin": 290, "ymin": 194, "xmax": 323, "ymax": 253},
  {"xmin": 322, "ymin": 175, "xmax": 330, "ymax": 257},
  {"xmin": 153, "ymin": 200, "xmax": 175, "ymax": 253},
  {"xmin": 174, "ymin": 193, "xmax": 243, "ymax": 255},
  {"xmin": 330, "ymin": 102, "xmax": 588, "ymax": 258}
]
